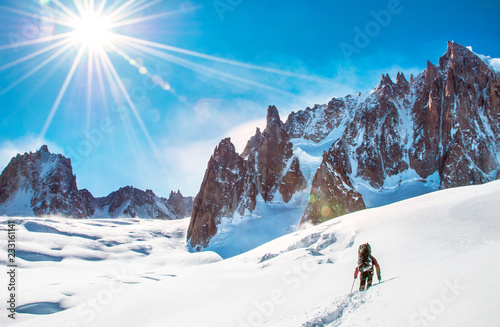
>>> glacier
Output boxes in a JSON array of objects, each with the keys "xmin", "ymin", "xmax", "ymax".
[{"xmin": 2, "ymin": 180, "xmax": 500, "ymax": 326}]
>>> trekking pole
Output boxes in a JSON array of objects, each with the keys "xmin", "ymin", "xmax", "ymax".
[{"xmin": 350, "ymin": 278, "xmax": 356, "ymax": 295}]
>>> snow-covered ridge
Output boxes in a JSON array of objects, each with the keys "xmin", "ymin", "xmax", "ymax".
[
  {"xmin": 0, "ymin": 146, "xmax": 194, "ymax": 219},
  {"xmin": 467, "ymin": 46, "xmax": 500, "ymax": 73},
  {"xmin": 188, "ymin": 41, "xmax": 500, "ymax": 256},
  {"xmin": 3, "ymin": 180, "xmax": 500, "ymax": 326}
]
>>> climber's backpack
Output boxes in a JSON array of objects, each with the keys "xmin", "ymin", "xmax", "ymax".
[{"xmin": 358, "ymin": 243, "xmax": 373, "ymax": 272}]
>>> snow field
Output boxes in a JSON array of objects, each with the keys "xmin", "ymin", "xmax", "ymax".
[{"xmin": 1, "ymin": 180, "xmax": 499, "ymax": 326}]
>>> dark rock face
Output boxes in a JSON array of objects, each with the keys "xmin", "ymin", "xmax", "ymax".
[
  {"xmin": 284, "ymin": 99, "xmax": 348, "ymax": 143},
  {"xmin": 187, "ymin": 107, "xmax": 307, "ymax": 249},
  {"xmin": 298, "ymin": 42, "xmax": 500, "ymax": 225},
  {"xmin": 0, "ymin": 146, "xmax": 193, "ymax": 219},
  {"xmin": 243, "ymin": 106, "xmax": 294, "ymax": 202},
  {"xmin": 279, "ymin": 157, "xmax": 307, "ymax": 203},
  {"xmin": 0, "ymin": 146, "xmax": 88, "ymax": 218},
  {"xmin": 429, "ymin": 41, "xmax": 499, "ymax": 187},
  {"xmin": 289, "ymin": 41, "xmax": 499, "ymax": 186},
  {"xmin": 79, "ymin": 188, "xmax": 96, "ymax": 217},
  {"xmin": 301, "ymin": 142, "xmax": 365, "ymax": 225},
  {"xmin": 168, "ymin": 190, "xmax": 194, "ymax": 218},
  {"xmin": 414, "ymin": 42, "xmax": 499, "ymax": 186},
  {"xmin": 187, "ymin": 138, "xmax": 253, "ymax": 249},
  {"xmin": 411, "ymin": 42, "xmax": 500, "ymax": 187}
]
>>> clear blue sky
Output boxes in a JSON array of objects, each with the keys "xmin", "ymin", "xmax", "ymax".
[{"xmin": 0, "ymin": 0, "xmax": 499, "ymax": 197}]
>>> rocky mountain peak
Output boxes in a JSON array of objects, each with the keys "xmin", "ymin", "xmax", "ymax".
[
  {"xmin": 0, "ymin": 147, "xmax": 193, "ymax": 219},
  {"xmin": 39, "ymin": 145, "xmax": 49, "ymax": 153},
  {"xmin": 187, "ymin": 41, "xmax": 500, "ymax": 253},
  {"xmin": 167, "ymin": 190, "xmax": 193, "ymax": 218},
  {"xmin": 249, "ymin": 106, "xmax": 294, "ymax": 202},
  {"xmin": 0, "ymin": 145, "xmax": 87, "ymax": 217},
  {"xmin": 266, "ymin": 105, "xmax": 282, "ymax": 127},
  {"xmin": 213, "ymin": 138, "xmax": 237, "ymax": 161},
  {"xmin": 188, "ymin": 137, "xmax": 249, "ymax": 250},
  {"xmin": 395, "ymin": 72, "xmax": 409, "ymax": 86},
  {"xmin": 169, "ymin": 189, "xmax": 182, "ymax": 198},
  {"xmin": 188, "ymin": 104, "xmax": 308, "ymax": 249},
  {"xmin": 378, "ymin": 73, "xmax": 394, "ymax": 88},
  {"xmin": 258, "ymin": 106, "xmax": 289, "ymax": 148},
  {"xmin": 424, "ymin": 60, "xmax": 439, "ymax": 84},
  {"xmin": 439, "ymin": 41, "xmax": 476, "ymax": 69},
  {"xmin": 95, "ymin": 185, "xmax": 190, "ymax": 219}
]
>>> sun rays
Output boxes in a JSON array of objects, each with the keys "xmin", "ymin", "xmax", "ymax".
[{"xmin": 0, "ymin": 0, "xmax": 326, "ymax": 159}]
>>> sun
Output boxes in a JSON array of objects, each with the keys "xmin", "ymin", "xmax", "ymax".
[
  {"xmin": 70, "ymin": 12, "xmax": 113, "ymax": 49},
  {"xmin": 0, "ymin": 0, "xmax": 320, "ymax": 159}
]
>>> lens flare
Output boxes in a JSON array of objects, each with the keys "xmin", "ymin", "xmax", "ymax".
[{"xmin": 321, "ymin": 206, "xmax": 332, "ymax": 218}]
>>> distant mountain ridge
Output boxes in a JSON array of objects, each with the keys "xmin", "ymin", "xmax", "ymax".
[
  {"xmin": 187, "ymin": 41, "xmax": 500, "ymax": 251},
  {"xmin": 0, "ymin": 145, "xmax": 193, "ymax": 219}
]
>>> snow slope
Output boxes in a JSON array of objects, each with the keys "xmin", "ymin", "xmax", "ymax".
[
  {"xmin": 0, "ymin": 188, "xmax": 35, "ymax": 217},
  {"xmin": 467, "ymin": 46, "xmax": 500, "ymax": 73},
  {"xmin": 2, "ymin": 180, "xmax": 500, "ymax": 327},
  {"xmin": 202, "ymin": 131, "xmax": 442, "ymax": 259}
]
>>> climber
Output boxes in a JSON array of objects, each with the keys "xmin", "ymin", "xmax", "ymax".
[{"xmin": 354, "ymin": 243, "xmax": 381, "ymax": 291}]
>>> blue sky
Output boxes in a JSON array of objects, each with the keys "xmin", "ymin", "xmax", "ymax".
[{"xmin": 0, "ymin": 0, "xmax": 499, "ymax": 197}]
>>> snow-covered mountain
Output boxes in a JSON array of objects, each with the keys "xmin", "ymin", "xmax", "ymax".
[
  {"xmin": 0, "ymin": 146, "xmax": 193, "ymax": 219},
  {"xmin": 188, "ymin": 41, "xmax": 500, "ymax": 254},
  {"xmin": 2, "ymin": 180, "xmax": 500, "ymax": 326},
  {"xmin": 88, "ymin": 187, "xmax": 192, "ymax": 219},
  {"xmin": 188, "ymin": 107, "xmax": 308, "ymax": 251}
]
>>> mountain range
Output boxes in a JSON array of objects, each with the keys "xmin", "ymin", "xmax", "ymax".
[
  {"xmin": 187, "ymin": 41, "xmax": 500, "ymax": 254},
  {"xmin": 1, "ymin": 41, "xmax": 498, "ymax": 256},
  {"xmin": 0, "ymin": 145, "xmax": 193, "ymax": 219}
]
